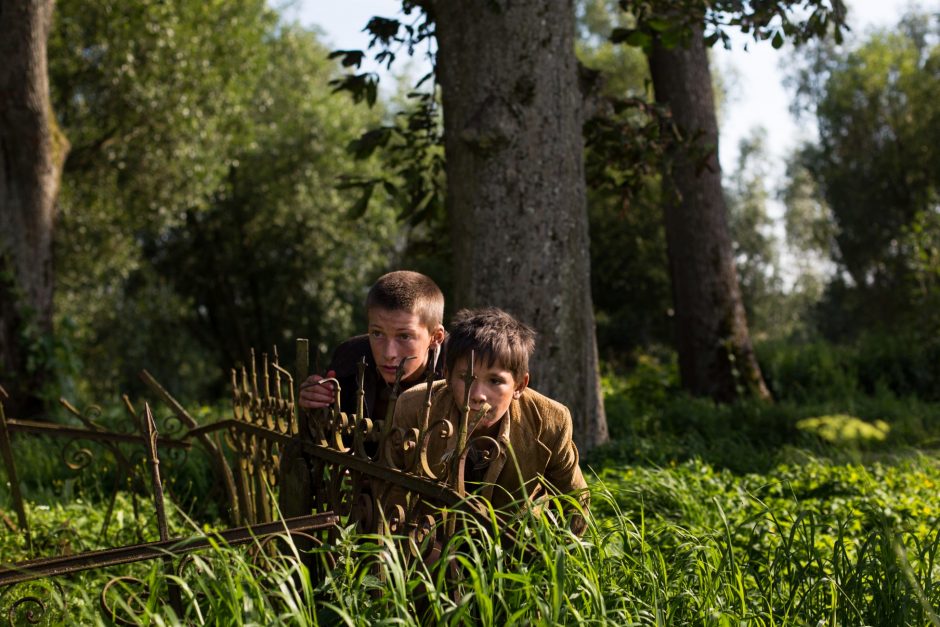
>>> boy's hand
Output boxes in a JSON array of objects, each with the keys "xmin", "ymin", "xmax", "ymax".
[{"xmin": 299, "ymin": 370, "xmax": 337, "ymax": 409}]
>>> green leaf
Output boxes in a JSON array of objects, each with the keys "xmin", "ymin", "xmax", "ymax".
[
  {"xmin": 347, "ymin": 126, "xmax": 394, "ymax": 160},
  {"xmin": 349, "ymin": 183, "xmax": 375, "ymax": 219},
  {"xmin": 610, "ymin": 27, "xmax": 652, "ymax": 49},
  {"xmin": 609, "ymin": 27, "xmax": 633, "ymax": 43},
  {"xmin": 646, "ymin": 18, "xmax": 672, "ymax": 32},
  {"xmin": 327, "ymin": 49, "xmax": 365, "ymax": 69},
  {"xmin": 772, "ymin": 31, "xmax": 784, "ymax": 49},
  {"xmin": 328, "ymin": 72, "xmax": 380, "ymax": 107}
]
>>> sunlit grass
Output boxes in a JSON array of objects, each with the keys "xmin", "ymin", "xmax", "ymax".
[
  {"xmin": 5, "ymin": 351, "xmax": 940, "ymax": 624},
  {"xmin": 3, "ymin": 455, "xmax": 940, "ymax": 625}
]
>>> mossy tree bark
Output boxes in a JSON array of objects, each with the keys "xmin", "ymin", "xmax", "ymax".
[
  {"xmin": 433, "ymin": 0, "xmax": 608, "ymax": 450},
  {"xmin": 648, "ymin": 28, "xmax": 770, "ymax": 402},
  {"xmin": 0, "ymin": 0, "xmax": 69, "ymax": 417}
]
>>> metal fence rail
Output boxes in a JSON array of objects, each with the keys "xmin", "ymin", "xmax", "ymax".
[
  {"xmin": 0, "ymin": 338, "xmax": 516, "ymax": 622},
  {"xmin": 0, "ymin": 512, "xmax": 338, "ymax": 587}
]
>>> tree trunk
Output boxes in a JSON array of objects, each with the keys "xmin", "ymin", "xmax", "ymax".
[
  {"xmin": 648, "ymin": 29, "xmax": 770, "ymax": 402},
  {"xmin": 0, "ymin": 0, "xmax": 69, "ymax": 417},
  {"xmin": 433, "ymin": 0, "xmax": 608, "ymax": 450}
]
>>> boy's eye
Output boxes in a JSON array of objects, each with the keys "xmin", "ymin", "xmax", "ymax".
[
  {"xmin": 398, "ymin": 334, "xmax": 413, "ymax": 341},
  {"xmin": 370, "ymin": 330, "xmax": 383, "ymax": 338},
  {"xmin": 490, "ymin": 377, "xmax": 505, "ymax": 386}
]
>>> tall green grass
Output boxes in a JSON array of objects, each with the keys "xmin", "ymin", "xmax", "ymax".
[
  {"xmin": 4, "ymin": 457, "xmax": 940, "ymax": 625},
  {"xmin": 4, "ymin": 339, "xmax": 940, "ymax": 624}
]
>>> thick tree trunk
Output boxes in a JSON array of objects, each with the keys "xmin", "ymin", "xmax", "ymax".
[
  {"xmin": 0, "ymin": 0, "xmax": 69, "ymax": 417},
  {"xmin": 648, "ymin": 29, "xmax": 770, "ymax": 402},
  {"xmin": 433, "ymin": 0, "xmax": 607, "ymax": 450}
]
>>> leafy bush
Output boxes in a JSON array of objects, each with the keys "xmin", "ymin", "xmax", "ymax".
[
  {"xmin": 796, "ymin": 414, "xmax": 890, "ymax": 446},
  {"xmin": 601, "ymin": 346, "xmax": 679, "ymax": 441},
  {"xmin": 757, "ymin": 332, "xmax": 940, "ymax": 403},
  {"xmin": 594, "ymin": 339, "xmax": 940, "ymax": 475}
]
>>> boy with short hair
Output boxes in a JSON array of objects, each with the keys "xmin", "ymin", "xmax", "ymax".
[
  {"xmin": 391, "ymin": 307, "xmax": 588, "ymax": 526},
  {"xmin": 282, "ymin": 271, "xmax": 445, "ymax": 523},
  {"xmin": 298, "ymin": 270, "xmax": 446, "ymax": 419}
]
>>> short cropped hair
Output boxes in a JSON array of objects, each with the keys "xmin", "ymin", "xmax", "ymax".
[
  {"xmin": 365, "ymin": 271, "xmax": 444, "ymax": 330},
  {"xmin": 445, "ymin": 308, "xmax": 536, "ymax": 381}
]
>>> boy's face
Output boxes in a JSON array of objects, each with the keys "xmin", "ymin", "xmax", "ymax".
[
  {"xmin": 368, "ymin": 307, "xmax": 445, "ymax": 384},
  {"xmin": 447, "ymin": 356, "xmax": 529, "ymax": 433}
]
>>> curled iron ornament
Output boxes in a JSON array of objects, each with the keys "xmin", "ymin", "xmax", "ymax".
[
  {"xmin": 60, "ymin": 438, "xmax": 95, "ymax": 471},
  {"xmin": 418, "ymin": 418, "xmax": 456, "ymax": 480},
  {"xmin": 0, "ymin": 579, "xmax": 66, "ymax": 627},
  {"xmin": 157, "ymin": 411, "xmax": 187, "ymax": 440},
  {"xmin": 165, "ymin": 444, "xmax": 190, "ymax": 468},
  {"xmin": 176, "ymin": 553, "xmax": 204, "ymax": 579},
  {"xmin": 58, "ymin": 400, "xmax": 103, "ymax": 431},
  {"xmin": 408, "ymin": 513, "xmax": 443, "ymax": 563},
  {"xmin": 9, "ymin": 596, "xmax": 44, "ymax": 626},
  {"xmin": 100, "ymin": 576, "xmax": 150, "ymax": 626}
]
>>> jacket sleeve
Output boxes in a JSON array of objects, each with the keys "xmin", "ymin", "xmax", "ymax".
[{"xmin": 542, "ymin": 404, "xmax": 590, "ymax": 534}]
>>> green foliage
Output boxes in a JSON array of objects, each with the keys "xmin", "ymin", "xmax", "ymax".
[
  {"xmin": 601, "ymin": 348, "xmax": 678, "ymax": 440},
  {"xmin": 48, "ymin": 3, "xmax": 401, "ymax": 402},
  {"xmin": 724, "ymin": 128, "xmax": 820, "ymax": 342},
  {"xmin": 596, "ymin": 347, "xmax": 805, "ymax": 471},
  {"xmin": 796, "ymin": 414, "xmax": 890, "ymax": 446},
  {"xmin": 758, "ymin": 331, "xmax": 940, "ymax": 404},
  {"xmin": 326, "ymin": 6, "xmax": 444, "ymax": 228},
  {"xmin": 51, "ymin": 0, "xmax": 275, "ymax": 226},
  {"xmin": 616, "ymin": 0, "xmax": 848, "ymax": 52},
  {"xmin": 5, "ymin": 340, "xmax": 940, "ymax": 623},
  {"xmin": 6, "ymin": 455, "xmax": 940, "ymax": 625},
  {"xmin": 0, "ymin": 399, "xmax": 223, "ymax": 528},
  {"xmin": 148, "ymin": 26, "xmax": 400, "ymax": 389},
  {"xmin": 576, "ymin": 0, "xmax": 677, "ymax": 356},
  {"xmin": 789, "ymin": 12, "xmax": 940, "ymax": 337},
  {"xmin": 286, "ymin": 6, "xmax": 455, "ymax": 316},
  {"xmin": 757, "ymin": 339, "xmax": 858, "ymax": 405},
  {"xmin": 582, "ymin": 0, "xmax": 851, "ymax": 357},
  {"xmin": 592, "ymin": 455, "xmax": 940, "ymax": 625},
  {"xmin": 1, "ymin": 492, "xmax": 190, "ymax": 560},
  {"xmin": 594, "ymin": 338, "xmax": 940, "ymax": 474}
]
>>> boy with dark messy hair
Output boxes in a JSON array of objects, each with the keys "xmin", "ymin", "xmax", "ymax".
[
  {"xmin": 391, "ymin": 307, "xmax": 588, "ymax": 528},
  {"xmin": 298, "ymin": 270, "xmax": 446, "ymax": 420}
]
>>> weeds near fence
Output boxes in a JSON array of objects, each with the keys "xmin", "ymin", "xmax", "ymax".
[{"xmin": 4, "ymin": 459, "xmax": 940, "ymax": 625}]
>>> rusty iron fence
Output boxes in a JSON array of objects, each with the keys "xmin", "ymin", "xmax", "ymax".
[
  {"xmin": 0, "ymin": 338, "xmax": 509, "ymax": 622},
  {"xmin": 277, "ymin": 342, "xmax": 511, "ymax": 561},
  {"xmin": 0, "ymin": 388, "xmax": 193, "ymax": 554},
  {"xmin": 0, "ymin": 398, "xmax": 338, "ymax": 624}
]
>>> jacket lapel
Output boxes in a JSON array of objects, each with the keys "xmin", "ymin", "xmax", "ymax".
[{"xmin": 493, "ymin": 394, "xmax": 551, "ymax": 507}]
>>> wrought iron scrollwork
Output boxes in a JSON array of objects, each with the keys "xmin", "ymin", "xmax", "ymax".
[
  {"xmin": 275, "ymin": 343, "xmax": 503, "ymax": 564},
  {"xmin": 100, "ymin": 576, "xmax": 150, "ymax": 626},
  {"xmin": 60, "ymin": 438, "xmax": 95, "ymax": 471},
  {"xmin": 0, "ymin": 579, "xmax": 66, "ymax": 627}
]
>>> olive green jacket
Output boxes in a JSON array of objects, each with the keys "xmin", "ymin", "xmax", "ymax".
[{"xmin": 391, "ymin": 379, "xmax": 588, "ymax": 511}]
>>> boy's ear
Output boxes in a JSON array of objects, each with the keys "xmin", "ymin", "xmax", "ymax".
[
  {"xmin": 513, "ymin": 373, "xmax": 530, "ymax": 399},
  {"xmin": 431, "ymin": 324, "xmax": 445, "ymax": 344}
]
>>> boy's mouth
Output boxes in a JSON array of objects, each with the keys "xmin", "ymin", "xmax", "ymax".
[{"xmin": 380, "ymin": 356, "xmax": 416, "ymax": 379}]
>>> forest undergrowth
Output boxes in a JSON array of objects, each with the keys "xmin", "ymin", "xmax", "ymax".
[{"xmin": 3, "ymin": 340, "xmax": 940, "ymax": 625}]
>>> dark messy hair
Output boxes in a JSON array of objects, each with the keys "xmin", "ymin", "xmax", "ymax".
[
  {"xmin": 445, "ymin": 308, "xmax": 535, "ymax": 380},
  {"xmin": 365, "ymin": 271, "xmax": 444, "ymax": 330}
]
